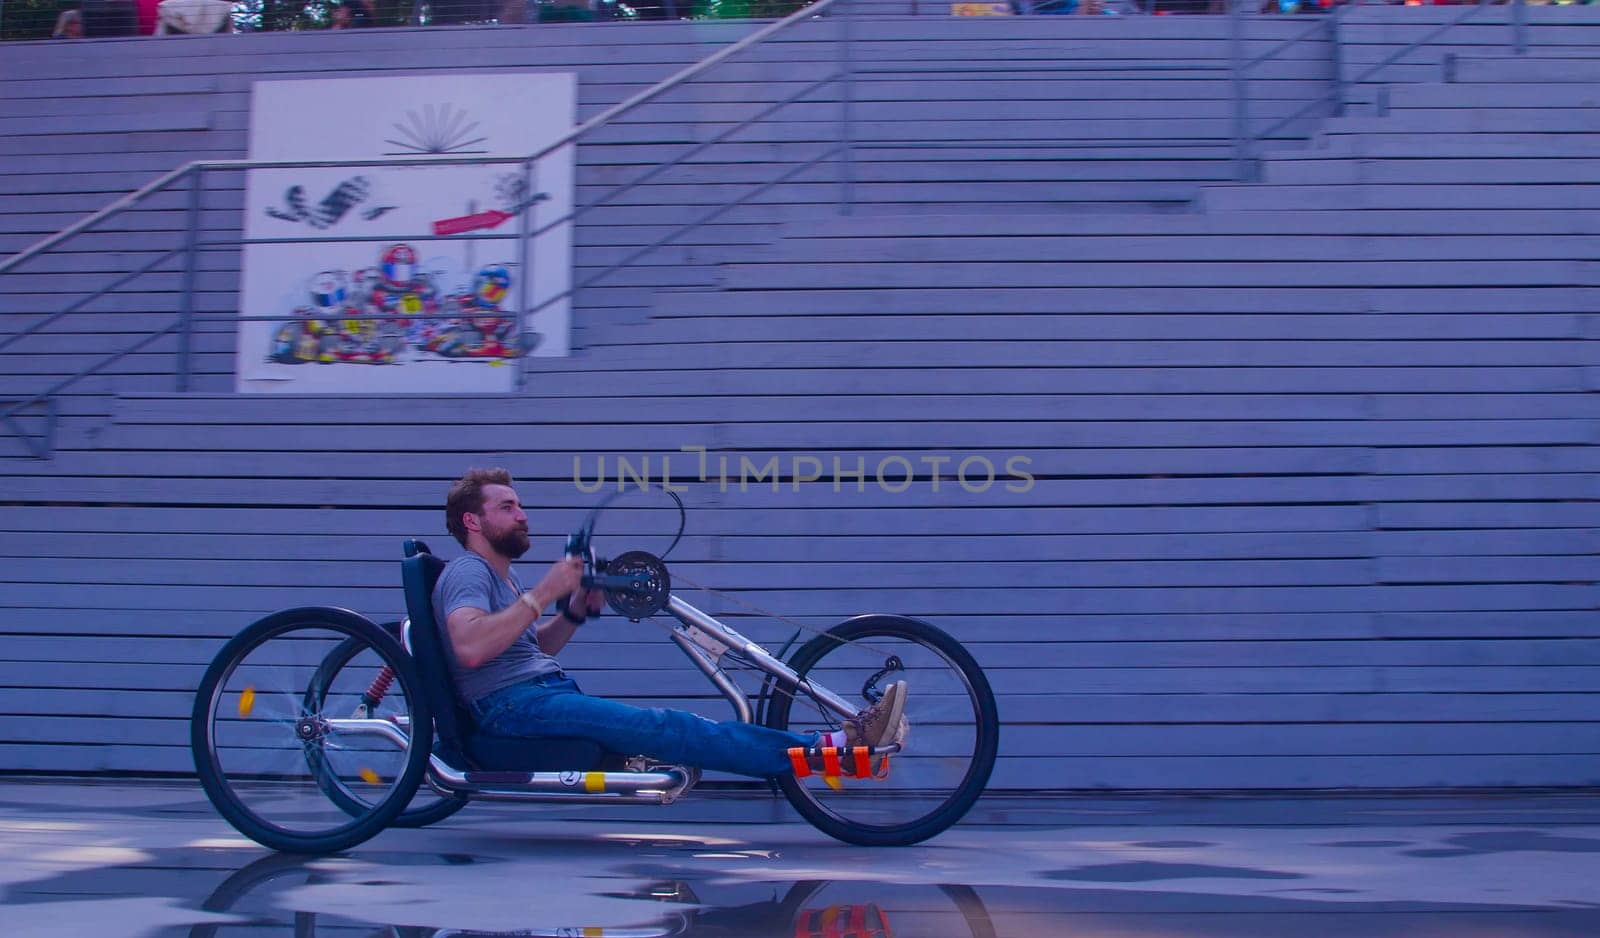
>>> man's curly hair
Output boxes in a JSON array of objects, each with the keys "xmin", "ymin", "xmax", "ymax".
[{"xmin": 445, "ymin": 467, "xmax": 514, "ymax": 547}]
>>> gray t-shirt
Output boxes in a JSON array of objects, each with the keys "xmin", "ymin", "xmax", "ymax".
[{"xmin": 431, "ymin": 552, "xmax": 562, "ymax": 705}]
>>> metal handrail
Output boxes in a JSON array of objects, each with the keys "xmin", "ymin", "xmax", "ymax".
[
  {"xmin": 516, "ymin": 0, "xmax": 850, "ymax": 175},
  {"xmin": 1231, "ymin": 0, "xmax": 1526, "ymax": 179},
  {"xmin": 0, "ymin": 0, "xmax": 1545, "ymax": 458},
  {"xmin": 0, "ymin": 0, "xmax": 853, "ymax": 456},
  {"xmin": 0, "ymin": 246, "xmax": 185, "ymax": 355},
  {"xmin": 0, "ymin": 0, "xmax": 845, "ymax": 280},
  {"xmin": 1254, "ymin": 0, "xmax": 1497, "ymax": 144},
  {"xmin": 0, "ymin": 163, "xmax": 196, "ymax": 278}
]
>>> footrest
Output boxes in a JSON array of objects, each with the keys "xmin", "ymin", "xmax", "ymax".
[{"xmin": 787, "ymin": 745, "xmax": 890, "ymax": 780}]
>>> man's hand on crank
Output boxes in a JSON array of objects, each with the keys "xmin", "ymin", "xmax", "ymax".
[
  {"xmin": 531, "ymin": 555, "xmax": 583, "ymax": 609},
  {"xmin": 569, "ymin": 582, "xmax": 604, "ymax": 618}
]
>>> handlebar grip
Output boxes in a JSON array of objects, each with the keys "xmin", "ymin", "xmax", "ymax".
[
  {"xmin": 578, "ymin": 572, "xmax": 652, "ymax": 593},
  {"xmin": 557, "ymin": 592, "xmax": 602, "ymax": 620}
]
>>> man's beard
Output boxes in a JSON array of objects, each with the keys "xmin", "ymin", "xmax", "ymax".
[{"xmin": 485, "ymin": 521, "xmax": 530, "ymax": 559}]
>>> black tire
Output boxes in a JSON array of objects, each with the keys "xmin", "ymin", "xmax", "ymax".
[
  {"xmin": 189, "ymin": 851, "xmax": 426, "ymax": 938},
  {"xmin": 188, "ymin": 853, "xmax": 328, "ymax": 938},
  {"xmin": 191, "ymin": 609, "xmax": 431, "ymax": 854},
  {"xmin": 308, "ymin": 636, "xmax": 469, "ymax": 829},
  {"xmin": 764, "ymin": 615, "xmax": 998, "ymax": 847}
]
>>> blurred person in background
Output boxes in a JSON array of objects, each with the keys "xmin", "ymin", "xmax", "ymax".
[
  {"xmin": 329, "ymin": 0, "xmax": 376, "ymax": 25},
  {"xmin": 52, "ymin": 6, "xmax": 86, "ymax": 35}
]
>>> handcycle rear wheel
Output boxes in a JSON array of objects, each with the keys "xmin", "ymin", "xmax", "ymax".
[
  {"xmin": 763, "ymin": 615, "xmax": 999, "ymax": 847},
  {"xmin": 309, "ymin": 635, "xmax": 469, "ymax": 829},
  {"xmin": 191, "ymin": 610, "xmax": 431, "ymax": 854}
]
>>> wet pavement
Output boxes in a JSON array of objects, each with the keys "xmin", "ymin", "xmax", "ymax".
[{"xmin": 2, "ymin": 779, "xmax": 1599, "ymax": 937}]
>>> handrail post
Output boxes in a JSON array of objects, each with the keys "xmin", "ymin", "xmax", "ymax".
[
  {"xmin": 839, "ymin": 0, "xmax": 856, "ymax": 215},
  {"xmin": 1512, "ymin": 0, "xmax": 1527, "ymax": 55},
  {"xmin": 1229, "ymin": 0, "xmax": 1250, "ymax": 181},
  {"xmin": 1328, "ymin": 0, "xmax": 1345, "ymax": 117},
  {"xmin": 177, "ymin": 169, "xmax": 201, "ymax": 393},
  {"xmin": 516, "ymin": 160, "xmax": 535, "ymax": 392}
]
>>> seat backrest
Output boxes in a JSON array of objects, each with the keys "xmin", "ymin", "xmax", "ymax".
[{"xmin": 400, "ymin": 538, "xmax": 474, "ymax": 765}]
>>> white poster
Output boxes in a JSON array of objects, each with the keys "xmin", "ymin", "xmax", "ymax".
[{"xmin": 236, "ymin": 74, "xmax": 576, "ymax": 393}]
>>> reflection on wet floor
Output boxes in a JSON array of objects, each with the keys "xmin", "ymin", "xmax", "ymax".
[
  {"xmin": 6, "ymin": 787, "xmax": 1600, "ymax": 938},
  {"xmin": 2, "ymin": 844, "xmax": 995, "ymax": 938},
  {"xmin": 179, "ymin": 851, "xmax": 990, "ymax": 938},
  {"xmin": 9, "ymin": 839, "xmax": 1600, "ymax": 938}
]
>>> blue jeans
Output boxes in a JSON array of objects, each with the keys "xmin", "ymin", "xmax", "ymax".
[{"xmin": 469, "ymin": 674, "xmax": 816, "ymax": 779}]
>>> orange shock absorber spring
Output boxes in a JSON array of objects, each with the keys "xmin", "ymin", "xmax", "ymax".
[{"xmin": 362, "ymin": 665, "xmax": 396, "ymax": 709}]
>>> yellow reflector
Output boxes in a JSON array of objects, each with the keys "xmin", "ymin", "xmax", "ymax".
[
  {"xmin": 823, "ymin": 775, "xmax": 844, "ymax": 791},
  {"xmin": 584, "ymin": 772, "xmax": 605, "ymax": 793},
  {"xmin": 359, "ymin": 768, "xmax": 381, "ymax": 785},
  {"xmin": 237, "ymin": 687, "xmax": 255, "ymax": 718}
]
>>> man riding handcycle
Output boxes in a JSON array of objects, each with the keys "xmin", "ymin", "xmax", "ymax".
[{"xmin": 191, "ymin": 468, "xmax": 999, "ymax": 853}]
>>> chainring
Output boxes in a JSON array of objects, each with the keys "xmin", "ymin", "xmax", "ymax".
[{"xmin": 603, "ymin": 550, "xmax": 672, "ymax": 621}]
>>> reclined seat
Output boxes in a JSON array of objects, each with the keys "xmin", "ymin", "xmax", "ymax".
[{"xmin": 400, "ymin": 539, "xmax": 623, "ymax": 772}]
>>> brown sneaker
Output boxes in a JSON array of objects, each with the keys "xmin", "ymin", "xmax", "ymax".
[
  {"xmin": 844, "ymin": 680, "xmax": 907, "ymax": 751},
  {"xmin": 787, "ymin": 682, "xmax": 909, "ymax": 780}
]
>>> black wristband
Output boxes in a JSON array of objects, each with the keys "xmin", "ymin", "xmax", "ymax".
[{"xmin": 560, "ymin": 605, "xmax": 586, "ymax": 626}]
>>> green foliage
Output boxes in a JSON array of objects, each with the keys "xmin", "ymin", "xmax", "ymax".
[
  {"xmin": 693, "ymin": 0, "xmax": 808, "ymax": 15},
  {"xmin": 229, "ymin": 0, "xmax": 332, "ymax": 30},
  {"xmin": 229, "ymin": 0, "xmax": 410, "ymax": 30}
]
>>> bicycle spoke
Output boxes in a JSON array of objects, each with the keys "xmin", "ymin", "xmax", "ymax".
[
  {"xmin": 764, "ymin": 617, "xmax": 998, "ymax": 846},
  {"xmin": 194, "ymin": 619, "xmax": 429, "ymax": 852}
]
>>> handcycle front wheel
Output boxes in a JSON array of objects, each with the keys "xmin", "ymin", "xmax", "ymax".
[
  {"xmin": 309, "ymin": 635, "xmax": 469, "ymax": 829},
  {"xmin": 191, "ymin": 610, "xmax": 432, "ymax": 854},
  {"xmin": 764, "ymin": 615, "xmax": 1000, "ymax": 847}
]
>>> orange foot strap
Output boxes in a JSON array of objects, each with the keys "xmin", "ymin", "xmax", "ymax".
[{"xmin": 788, "ymin": 745, "xmax": 890, "ymax": 780}]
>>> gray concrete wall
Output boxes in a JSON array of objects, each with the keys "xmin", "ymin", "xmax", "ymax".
[{"xmin": 1, "ymin": 8, "xmax": 1598, "ymax": 785}]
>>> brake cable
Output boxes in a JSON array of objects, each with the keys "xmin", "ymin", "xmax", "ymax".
[
  {"xmin": 581, "ymin": 483, "xmax": 898, "ymax": 654},
  {"xmin": 570, "ymin": 485, "xmax": 686, "ymax": 562},
  {"xmin": 577, "ymin": 485, "xmax": 905, "ymax": 723}
]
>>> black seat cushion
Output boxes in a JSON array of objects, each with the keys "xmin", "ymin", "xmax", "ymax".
[{"xmin": 400, "ymin": 539, "xmax": 623, "ymax": 773}]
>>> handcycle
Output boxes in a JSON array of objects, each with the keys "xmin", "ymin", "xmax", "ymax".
[{"xmin": 190, "ymin": 493, "xmax": 1000, "ymax": 854}]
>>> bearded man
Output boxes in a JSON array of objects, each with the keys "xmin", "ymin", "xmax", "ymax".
[{"xmin": 432, "ymin": 467, "xmax": 906, "ymax": 780}]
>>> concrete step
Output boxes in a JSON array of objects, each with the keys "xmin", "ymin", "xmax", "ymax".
[
  {"xmin": 1260, "ymin": 156, "xmax": 1600, "ymax": 186},
  {"xmin": 741, "ymin": 233, "xmax": 1600, "ymax": 265},
  {"xmin": 1322, "ymin": 109, "xmax": 1600, "ymax": 135},
  {"xmin": 1198, "ymin": 182, "xmax": 1600, "ymax": 212},
  {"xmin": 1273, "ymin": 133, "xmax": 1600, "ymax": 159},
  {"xmin": 715, "ymin": 258, "xmax": 1593, "ymax": 291},
  {"xmin": 778, "ymin": 209, "xmax": 1597, "ymax": 239},
  {"xmin": 1387, "ymin": 81, "xmax": 1600, "ymax": 109},
  {"xmin": 1453, "ymin": 55, "xmax": 1600, "ymax": 83},
  {"xmin": 651, "ymin": 285, "xmax": 1591, "ymax": 318}
]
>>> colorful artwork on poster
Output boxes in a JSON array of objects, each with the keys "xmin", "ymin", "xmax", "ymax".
[
  {"xmin": 265, "ymin": 247, "xmax": 533, "ymax": 367},
  {"xmin": 237, "ymin": 74, "xmax": 576, "ymax": 393}
]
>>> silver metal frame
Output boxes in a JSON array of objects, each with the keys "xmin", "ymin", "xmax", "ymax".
[{"xmin": 331, "ymin": 591, "xmax": 893, "ymax": 806}]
